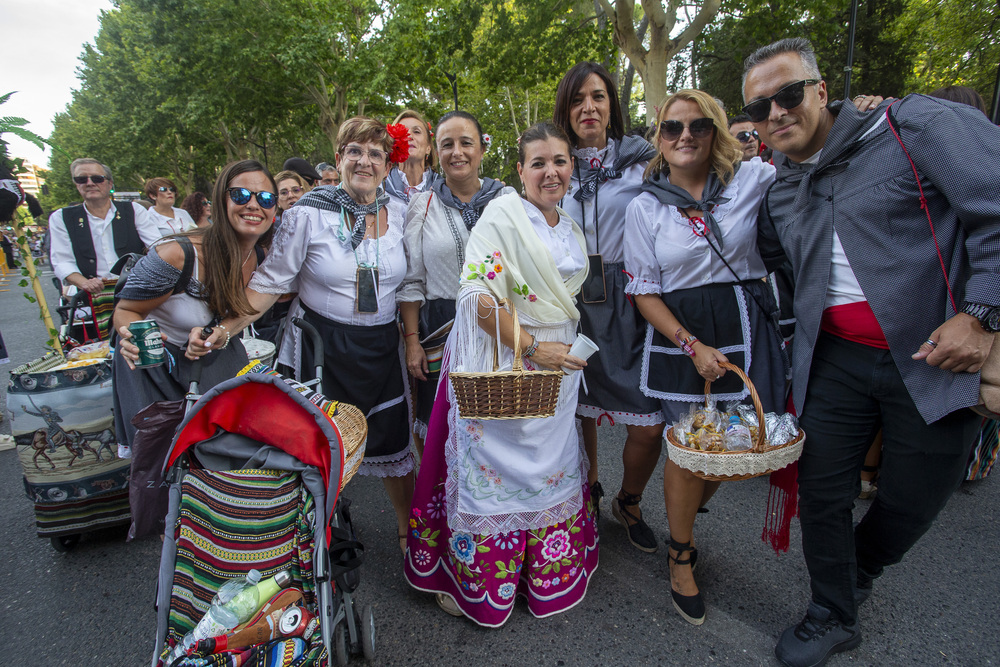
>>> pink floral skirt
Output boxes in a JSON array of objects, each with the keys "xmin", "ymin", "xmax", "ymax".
[{"xmin": 403, "ymin": 376, "xmax": 600, "ymax": 627}]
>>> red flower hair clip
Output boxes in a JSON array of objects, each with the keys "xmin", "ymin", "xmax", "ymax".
[{"xmin": 386, "ymin": 123, "xmax": 411, "ymax": 164}]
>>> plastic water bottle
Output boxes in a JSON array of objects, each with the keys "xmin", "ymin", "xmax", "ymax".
[
  {"xmin": 724, "ymin": 415, "xmax": 753, "ymax": 451},
  {"xmin": 171, "ymin": 570, "xmax": 264, "ymax": 660}
]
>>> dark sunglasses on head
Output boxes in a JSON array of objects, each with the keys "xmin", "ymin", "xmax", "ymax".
[
  {"xmin": 227, "ymin": 187, "xmax": 277, "ymax": 209},
  {"xmin": 742, "ymin": 79, "xmax": 821, "ymax": 123},
  {"xmin": 659, "ymin": 117, "xmax": 715, "ymax": 141},
  {"xmin": 735, "ymin": 130, "xmax": 759, "ymax": 143},
  {"xmin": 73, "ymin": 175, "xmax": 106, "ymax": 184},
  {"xmin": 157, "ymin": 186, "xmax": 177, "ymax": 193}
]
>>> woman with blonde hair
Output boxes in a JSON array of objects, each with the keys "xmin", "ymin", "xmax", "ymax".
[
  {"xmin": 624, "ymin": 89, "xmax": 786, "ymax": 625},
  {"xmin": 273, "ymin": 170, "xmax": 310, "ymax": 225},
  {"xmin": 384, "ymin": 109, "xmax": 438, "ymax": 206}
]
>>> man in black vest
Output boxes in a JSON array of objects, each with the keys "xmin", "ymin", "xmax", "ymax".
[{"xmin": 48, "ymin": 158, "xmax": 159, "ymax": 293}]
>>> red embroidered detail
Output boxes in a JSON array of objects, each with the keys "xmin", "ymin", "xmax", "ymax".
[{"xmin": 597, "ymin": 412, "xmax": 615, "ymax": 426}]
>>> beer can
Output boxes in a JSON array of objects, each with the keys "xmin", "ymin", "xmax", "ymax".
[{"xmin": 128, "ymin": 319, "xmax": 166, "ymax": 368}]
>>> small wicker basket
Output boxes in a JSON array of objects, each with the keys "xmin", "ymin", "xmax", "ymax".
[
  {"xmin": 330, "ymin": 402, "xmax": 367, "ymax": 490},
  {"xmin": 450, "ymin": 298, "xmax": 563, "ymax": 420},
  {"xmin": 665, "ymin": 361, "xmax": 804, "ymax": 482}
]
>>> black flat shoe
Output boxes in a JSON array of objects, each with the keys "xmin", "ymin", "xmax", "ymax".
[
  {"xmin": 612, "ymin": 491, "xmax": 658, "ymax": 553},
  {"xmin": 668, "ymin": 537, "xmax": 705, "ymax": 625}
]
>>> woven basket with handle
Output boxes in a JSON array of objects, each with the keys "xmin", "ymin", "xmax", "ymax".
[
  {"xmin": 450, "ymin": 298, "xmax": 563, "ymax": 420},
  {"xmin": 665, "ymin": 361, "xmax": 804, "ymax": 481}
]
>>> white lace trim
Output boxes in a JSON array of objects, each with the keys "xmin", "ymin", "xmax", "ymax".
[
  {"xmin": 572, "ymin": 141, "xmax": 615, "ymax": 167},
  {"xmin": 638, "ymin": 286, "xmax": 753, "ymax": 403},
  {"xmin": 358, "ymin": 450, "xmax": 414, "ymax": 478},
  {"xmin": 624, "ymin": 278, "xmax": 661, "ymax": 296},
  {"xmin": 575, "ymin": 403, "xmax": 664, "ymax": 426},
  {"xmin": 667, "ymin": 430, "xmax": 804, "ymax": 478}
]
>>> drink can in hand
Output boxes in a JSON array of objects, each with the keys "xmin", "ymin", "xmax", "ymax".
[{"xmin": 128, "ymin": 319, "xmax": 165, "ymax": 368}]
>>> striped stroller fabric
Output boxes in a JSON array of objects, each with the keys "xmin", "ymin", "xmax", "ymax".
[{"xmin": 167, "ymin": 468, "xmax": 316, "ymax": 639}]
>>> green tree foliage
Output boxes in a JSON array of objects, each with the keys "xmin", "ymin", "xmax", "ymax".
[
  {"xmin": 46, "ymin": 0, "xmax": 613, "ymax": 202},
  {"xmin": 895, "ymin": 0, "xmax": 999, "ymax": 102}
]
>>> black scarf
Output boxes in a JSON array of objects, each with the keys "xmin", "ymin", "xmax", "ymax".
[
  {"xmin": 431, "ymin": 177, "xmax": 506, "ymax": 230},
  {"xmin": 573, "ymin": 135, "xmax": 657, "ymax": 202},
  {"xmin": 640, "ymin": 163, "xmax": 739, "ymax": 250},
  {"xmin": 294, "ymin": 185, "xmax": 389, "ymax": 249}
]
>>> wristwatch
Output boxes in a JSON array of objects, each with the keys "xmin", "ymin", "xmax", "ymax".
[{"xmin": 961, "ymin": 302, "xmax": 1000, "ymax": 333}]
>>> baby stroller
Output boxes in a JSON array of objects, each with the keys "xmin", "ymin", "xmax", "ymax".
[
  {"xmin": 152, "ymin": 351, "xmax": 373, "ymax": 665},
  {"xmin": 51, "ymin": 278, "xmax": 112, "ymax": 344}
]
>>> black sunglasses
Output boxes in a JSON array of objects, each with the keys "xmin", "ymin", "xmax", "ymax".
[
  {"xmin": 742, "ymin": 79, "xmax": 820, "ymax": 123},
  {"xmin": 227, "ymin": 187, "xmax": 277, "ymax": 209},
  {"xmin": 735, "ymin": 130, "xmax": 759, "ymax": 143},
  {"xmin": 73, "ymin": 175, "xmax": 106, "ymax": 184},
  {"xmin": 157, "ymin": 186, "xmax": 177, "ymax": 193},
  {"xmin": 659, "ymin": 117, "xmax": 715, "ymax": 141}
]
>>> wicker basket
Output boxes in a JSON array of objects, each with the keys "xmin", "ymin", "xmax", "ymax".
[
  {"xmin": 666, "ymin": 362, "xmax": 805, "ymax": 481},
  {"xmin": 450, "ymin": 299, "xmax": 563, "ymax": 420},
  {"xmin": 331, "ymin": 402, "xmax": 367, "ymax": 490}
]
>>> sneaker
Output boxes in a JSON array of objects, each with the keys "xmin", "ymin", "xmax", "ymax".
[{"xmin": 775, "ymin": 602, "xmax": 861, "ymax": 667}]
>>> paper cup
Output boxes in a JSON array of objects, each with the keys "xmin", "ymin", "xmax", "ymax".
[{"xmin": 565, "ymin": 333, "xmax": 599, "ymax": 372}]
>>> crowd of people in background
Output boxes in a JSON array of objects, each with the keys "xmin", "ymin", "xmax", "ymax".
[{"xmin": 33, "ymin": 36, "xmax": 1000, "ymax": 667}]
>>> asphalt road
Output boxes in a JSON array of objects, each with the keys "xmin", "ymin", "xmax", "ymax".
[{"xmin": 1, "ymin": 264, "xmax": 998, "ymax": 666}]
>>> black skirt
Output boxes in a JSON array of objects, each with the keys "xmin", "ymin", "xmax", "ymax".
[
  {"xmin": 300, "ymin": 305, "xmax": 411, "ymax": 474},
  {"xmin": 640, "ymin": 280, "xmax": 787, "ymax": 422}
]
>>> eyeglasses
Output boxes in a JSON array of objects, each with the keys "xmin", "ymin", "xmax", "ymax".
[
  {"xmin": 742, "ymin": 79, "xmax": 821, "ymax": 123},
  {"xmin": 202, "ymin": 200, "xmax": 210, "ymax": 207},
  {"xmin": 279, "ymin": 186, "xmax": 304, "ymax": 197},
  {"xmin": 73, "ymin": 175, "xmax": 106, "ymax": 185},
  {"xmin": 341, "ymin": 145, "xmax": 387, "ymax": 165},
  {"xmin": 157, "ymin": 186, "xmax": 177, "ymax": 193},
  {"xmin": 227, "ymin": 187, "xmax": 277, "ymax": 209},
  {"xmin": 316, "ymin": 162, "xmax": 333, "ymax": 172},
  {"xmin": 735, "ymin": 130, "xmax": 759, "ymax": 143},
  {"xmin": 659, "ymin": 118, "xmax": 715, "ymax": 141}
]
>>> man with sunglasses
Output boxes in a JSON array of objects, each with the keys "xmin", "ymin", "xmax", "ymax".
[
  {"xmin": 727, "ymin": 113, "xmax": 761, "ymax": 161},
  {"xmin": 49, "ymin": 158, "xmax": 159, "ymax": 294},
  {"xmin": 744, "ymin": 37, "xmax": 1000, "ymax": 667}
]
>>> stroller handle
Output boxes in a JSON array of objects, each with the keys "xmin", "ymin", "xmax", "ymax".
[{"xmin": 291, "ymin": 317, "xmax": 324, "ymax": 387}]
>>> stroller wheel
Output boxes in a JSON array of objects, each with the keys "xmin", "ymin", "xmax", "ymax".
[
  {"xmin": 360, "ymin": 604, "xmax": 375, "ymax": 661},
  {"xmin": 334, "ymin": 622, "xmax": 349, "ymax": 666},
  {"xmin": 50, "ymin": 534, "xmax": 81, "ymax": 552}
]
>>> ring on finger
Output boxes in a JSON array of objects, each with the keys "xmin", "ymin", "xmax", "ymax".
[{"xmin": 924, "ymin": 339, "xmax": 938, "ymax": 348}]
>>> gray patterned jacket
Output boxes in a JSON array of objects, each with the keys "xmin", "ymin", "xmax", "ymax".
[{"xmin": 758, "ymin": 96, "xmax": 1000, "ymax": 424}]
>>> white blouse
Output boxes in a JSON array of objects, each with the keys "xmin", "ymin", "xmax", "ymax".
[
  {"xmin": 522, "ymin": 199, "xmax": 587, "ymax": 281},
  {"xmin": 147, "ymin": 207, "xmax": 197, "ymax": 238},
  {"xmin": 249, "ymin": 199, "xmax": 407, "ymax": 326},
  {"xmin": 396, "ymin": 184, "xmax": 515, "ymax": 305},
  {"xmin": 624, "ymin": 157, "xmax": 776, "ymax": 295},
  {"xmin": 561, "ymin": 139, "xmax": 648, "ymax": 263}
]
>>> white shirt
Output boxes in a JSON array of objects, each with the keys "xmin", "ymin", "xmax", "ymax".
[
  {"xmin": 803, "ymin": 117, "xmax": 886, "ymax": 310},
  {"xmin": 49, "ymin": 200, "xmax": 159, "ymax": 282},
  {"xmin": 624, "ymin": 158, "xmax": 775, "ymax": 295},
  {"xmin": 522, "ymin": 199, "xmax": 587, "ymax": 281},
  {"xmin": 249, "ymin": 200, "xmax": 408, "ymax": 326},
  {"xmin": 147, "ymin": 206, "xmax": 197, "ymax": 238},
  {"xmin": 562, "ymin": 140, "xmax": 648, "ymax": 263},
  {"xmin": 396, "ymin": 184, "xmax": 515, "ymax": 305}
]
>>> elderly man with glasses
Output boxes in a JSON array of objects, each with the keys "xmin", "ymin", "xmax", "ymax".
[
  {"xmin": 316, "ymin": 162, "xmax": 341, "ymax": 187},
  {"xmin": 49, "ymin": 158, "xmax": 159, "ymax": 295},
  {"xmin": 745, "ymin": 37, "xmax": 1000, "ymax": 667}
]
